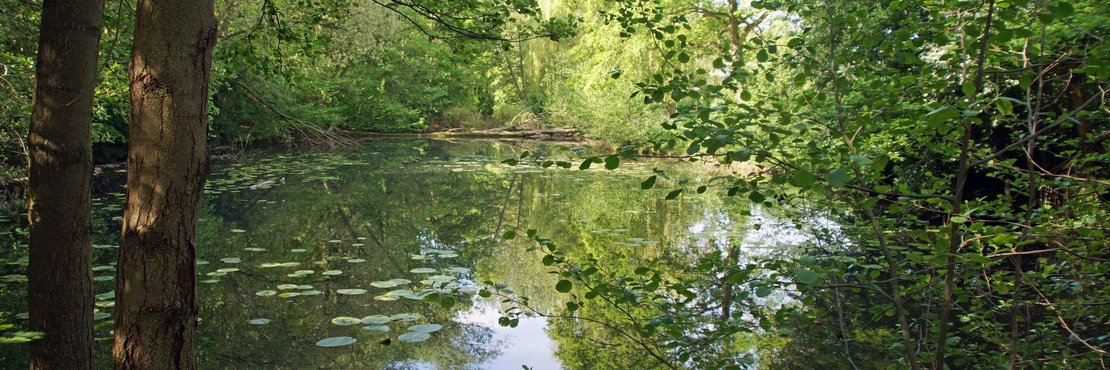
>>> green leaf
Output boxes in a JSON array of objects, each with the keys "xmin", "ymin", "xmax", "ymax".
[
  {"xmin": 579, "ymin": 158, "xmax": 593, "ymax": 170},
  {"xmin": 827, "ymin": 168, "xmax": 851, "ymax": 188},
  {"xmin": 604, "ymin": 155, "xmax": 620, "ymax": 170},
  {"xmin": 795, "ymin": 269, "xmax": 821, "ymax": 284},
  {"xmin": 961, "ymin": 80, "xmax": 977, "ymax": 97},
  {"xmin": 665, "ymin": 189, "xmax": 683, "ymax": 200},
  {"xmin": 641, "ymin": 175, "xmax": 657, "ymax": 190},
  {"xmin": 792, "ymin": 171, "xmax": 816, "ymax": 188},
  {"xmin": 502, "ymin": 230, "xmax": 516, "ymax": 239},
  {"xmin": 555, "ymin": 280, "xmax": 572, "ymax": 293},
  {"xmin": 756, "ymin": 286, "xmax": 772, "ymax": 298}
]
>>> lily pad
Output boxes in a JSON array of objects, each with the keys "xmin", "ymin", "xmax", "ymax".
[
  {"xmin": 216, "ymin": 267, "xmax": 239, "ymax": 273},
  {"xmin": 231, "ymin": 229, "xmax": 247, "ymax": 233},
  {"xmin": 327, "ymin": 240, "xmax": 342, "ymax": 244},
  {"xmin": 300, "ymin": 290, "xmax": 323, "ymax": 296},
  {"xmin": 444, "ymin": 267, "xmax": 470, "ymax": 274},
  {"xmin": 93, "ymin": 275, "xmax": 114, "ymax": 281},
  {"xmin": 293, "ymin": 270, "xmax": 315, "ymax": 275},
  {"xmin": 255, "ymin": 290, "xmax": 277, "ymax": 296},
  {"xmin": 336, "ymin": 288, "xmax": 368, "ymax": 295},
  {"xmin": 93, "ymin": 312, "xmax": 111, "ymax": 321},
  {"xmin": 390, "ymin": 313, "xmax": 420, "ymax": 322},
  {"xmin": 347, "ymin": 258, "xmax": 366, "ymax": 263},
  {"xmin": 278, "ymin": 292, "xmax": 301, "ymax": 298},
  {"xmin": 330, "ymin": 316, "xmax": 362, "ymax": 326},
  {"xmin": 321, "ymin": 270, "xmax": 343, "ymax": 276},
  {"xmin": 277, "ymin": 284, "xmax": 299, "ymax": 290},
  {"xmin": 220, "ymin": 257, "xmax": 241, "ymax": 264},
  {"xmin": 373, "ymin": 294, "xmax": 400, "ymax": 301},
  {"xmin": 363, "ymin": 325, "xmax": 390, "ymax": 333},
  {"xmin": 315, "ymin": 336, "xmax": 357, "ymax": 347},
  {"xmin": 408, "ymin": 324, "xmax": 442, "ymax": 333},
  {"xmin": 204, "ymin": 272, "xmax": 226, "ymax": 277},
  {"xmin": 409, "ymin": 268, "xmax": 437, "ymax": 274},
  {"xmin": 361, "ymin": 315, "xmax": 391, "ymax": 324},
  {"xmin": 290, "ymin": 249, "xmax": 307, "ymax": 253},
  {"xmin": 397, "ymin": 332, "xmax": 431, "ymax": 343},
  {"xmin": 249, "ymin": 318, "xmax": 271, "ymax": 325},
  {"xmin": 244, "ymin": 247, "xmax": 266, "ymax": 252}
]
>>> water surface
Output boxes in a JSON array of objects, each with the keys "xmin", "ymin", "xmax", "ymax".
[{"xmin": 0, "ymin": 138, "xmax": 803, "ymax": 369}]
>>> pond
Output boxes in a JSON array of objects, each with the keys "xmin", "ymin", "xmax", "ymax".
[{"xmin": 0, "ymin": 138, "xmax": 809, "ymax": 369}]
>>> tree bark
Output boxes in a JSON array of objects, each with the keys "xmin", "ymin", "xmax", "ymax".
[
  {"xmin": 111, "ymin": 0, "xmax": 216, "ymax": 368},
  {"xmin": 27, "ymin": 0, "xmax": 105, "ymax": 368}
]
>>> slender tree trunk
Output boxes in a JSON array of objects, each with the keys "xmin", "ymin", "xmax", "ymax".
[
  {"xmin": 112, "ymin": 0, "xmax": 216, "ymax": 368},
  {"xmin": 27, "ymin": 0, "xmax": 105, "ymax": 368}
]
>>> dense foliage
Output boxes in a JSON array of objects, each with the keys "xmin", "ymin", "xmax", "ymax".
[
  {"xmin": 493, "ymin": 0, "xmax": 1108, "ymax": 368},
  {"xmin": 1, "ymin": 0, "xmax": 1106, "ymax": 368}
]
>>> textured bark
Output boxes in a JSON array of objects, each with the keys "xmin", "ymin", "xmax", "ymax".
[
  {"xmin": 111, "ymin": 0, "xmax": 216, "ymax": 368},
  {"xmin": 27, "ymin": 0, "xmax": 105, "ymax": 368}
]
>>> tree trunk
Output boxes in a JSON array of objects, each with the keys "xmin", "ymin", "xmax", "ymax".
[
  {"xmin": 27, "ymin": 0, "xmax": 105, "ymax": 368},
  {"xmin": 111, "ymin": 0, "xmax": 216, "ymax": 368}
]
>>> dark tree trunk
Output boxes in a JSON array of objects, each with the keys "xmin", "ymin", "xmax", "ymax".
[
  {"xmin": 111, "ymin": 0, "xmax": 216, "ymax": 368},
  {"xmin": 27, "ymin": 0, "xmax": 105, "ymax": 368}
]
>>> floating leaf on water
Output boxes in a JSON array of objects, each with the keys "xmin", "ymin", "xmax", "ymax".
[
  {"xmin": 373, "ymin": 294, "xmax": 400, "ymax": 301},
  {"xmin": 321, "ymin": 270, "xmax": 343, "ymax": 276},
  {"xmin": 277, "ymin": 284, "xmax": 299, "ymax": 290},
  {"xmin": 336, "ymin": 289, "xmax": 368, "ymax": 295},
  {"xmin": 363, "ymin": 325, "xmax": 390, "ymax": 333},
  {"xmin": 205, "ymin": 272, "xmax": 226, "ymax": 277},
  {"xmin": 244, "ymin": 248, "xmax": 266, "ymax": 252},
  {"xmin": 347, "ymin": 259, "xmax": 366, "ymax": 263},
  {"xmin": 390, "ymin": 313, "xmax": 420, "ymax": 322},
  {"xmin": 290, "ymin": 249, "xmax": 307, "ymax": 253},
  {"xmin": 327, "ymin": 240, "xmax": 342, "ymax": 244},
  {"xmin": 277, "ymin": 292, "xmax": 301, "ymax": 298},
  {"xmin": 249, "ymin": 318, "xmax": 271, "ymax": 325},
  {"xmin": 92, "ymin": 265, "xmax": 114, "ymax": 271},
  {"xmin": 293, "ymin": 270, "xmax": 314, "ymax": 275},
  {"xmin": 351, "ymin": 243, "xmax": 365, "ymax": 247},
  {"xmin": 93, "ymin": 275, "xmax": 114, "ymax": 281},
  {"xmin": 331, "ymin": 316, "xmax": 362, "ymax": 326},
  {"xmin": 259, "ymin": 262, "xmax": 282, "ymax": 268},
  {"xmin": 200, "ymin": 279, "xmax": 219, "ymax": 284},
  {"xmin": 216, "ymin": 268, "xmax": 239, "ymax": 273},
  {"xmin": 427, "ymin": 275, "xmax": 455, "ymax": 283},
  {"xmin": 95, "ymin": 291, "xmax": 115, "ymax": 300},
  {"xmin": 361, "ymin": 315, "xmax": 391, "ymax": 324},
  {"xmin": 220, "ymin": 257, "xmax": 241, "ymax": 264},
  {"xmin": 231, "ymin": 229, "xmax": 246, "ymax": 233},
  {"xmin": 94, "ymin": 312, "xmax": 111, "ymax": 321},
  {"xmin": 356, "ymin": 237, "xmax": 367, "ymax": 240},
  {"xmin": 256, "ymin": 290, "xmax": 277, "ymax": 297},
  {"xmin": 409, "ymin": 268, "xmax": 437, "ymax": 274},
  {"xmin": 372, "ymin": 280, "xmax": 412, "ymax": 288},
  {"xmin": 300, "ymin": 290, "xmax": 323, "ymax": 296},
  {"xmin": 397, "ymin": 332, "xmax": 431, "ymax": 343},
  {"xmin": 315, "ymin": 336, "xmax": 356, "ymax": 347},
  {"xmin": 410, "ymin": 255, "xmax": 426, "ymax": 260},
  {"xmin": 437, "ymin": 253, "xmax": 458, "ymax": 258},
  {"xmin": 296, "ymin": 285, "xmax": 313, "ymax": 290},
  {"xmin": 444, "ymin": 267, "xmax": 470, "ymax": 274},
  {"xmin": 408, "ymin": 324, "xmax": 442, "ymax": 333},
  {"xmin": 196, "ymin": 259, "xmax": 210, "ymax": 266}
]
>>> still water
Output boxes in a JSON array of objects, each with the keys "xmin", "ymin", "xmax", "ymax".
[{"xmin": 0, "ymin": 138, "xmax": 806, "ymax": 369}]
